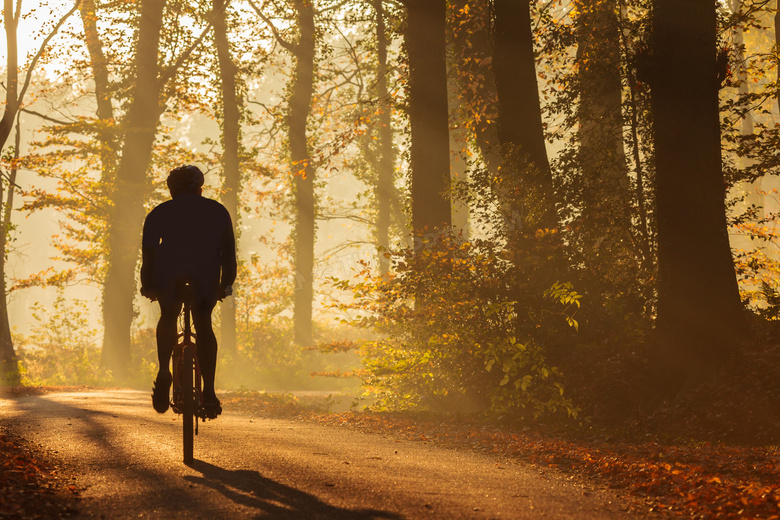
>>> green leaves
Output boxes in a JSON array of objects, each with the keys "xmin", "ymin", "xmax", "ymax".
[{"xmin": 328, "ymin": 229, "xmax": 579, "ymax": 421}]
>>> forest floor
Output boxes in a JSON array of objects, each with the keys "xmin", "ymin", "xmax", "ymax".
[
  {"xmin": 1, "ymin": 385, "xmax": 778, "ymax": 519},
  {"xmin": 0, "ymin": 386, "xmax": 85, "ymax": 519},
  {"xmin": 218, "ymin": 392, "xmax": 780, "ymax": 519}
]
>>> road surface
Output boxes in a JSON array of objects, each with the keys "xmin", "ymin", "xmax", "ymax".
[{"xmin": 0, "ymin": 390, "xmax": 648, "ymax": 519}]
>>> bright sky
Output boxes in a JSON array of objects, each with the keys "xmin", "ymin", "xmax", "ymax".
[{"xmin": 0, "ymin": 0, "xmax": 76, "ymax": 71}]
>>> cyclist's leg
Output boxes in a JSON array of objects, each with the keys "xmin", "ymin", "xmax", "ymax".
[
  {"xmin": 192, "ymin": 297, "xmax": 218, "ymax": 401},
  {"xmin": 157, "ymin": 294, "xmax": 182, "ymax": 377},
  {"xmin": 152, "ymin": 293, "xmax": 182, "ymax": 412}
]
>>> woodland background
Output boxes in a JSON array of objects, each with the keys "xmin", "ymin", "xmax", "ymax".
[{"xmin": 1, "ymin": 0, "xmax": 780, "ymax": 438}]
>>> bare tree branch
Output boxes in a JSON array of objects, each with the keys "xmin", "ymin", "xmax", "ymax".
[
  {"xmin": 159, "ymin": 0, "xmax": 232, "ymax": 86},
  {"xmin": 18, "ymin": 1, "xmax": 81, "ymax": 104},
  {"xmin": 19, "ymin": 107, "xmax": 75, "ymax": 126},
  {"xmin": 247, "ymin": 0, "xmax": 296, "ymax": 53}
]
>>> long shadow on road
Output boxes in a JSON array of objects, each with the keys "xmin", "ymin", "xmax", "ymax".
[
  {"xmin": 186, "ymin": 459, "xmax": 404, "ymax": 520},
  {"xmin": 3, "ymin": 392, "xmax": 405, "ymax": 519}
]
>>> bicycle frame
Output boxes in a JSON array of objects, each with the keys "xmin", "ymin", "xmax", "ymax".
[{"xmin": 171, "ymin": 288, "xmax": 203, "ymax": 463}]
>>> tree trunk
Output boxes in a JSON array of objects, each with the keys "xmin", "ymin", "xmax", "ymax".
[
  {"xmin": 618, "ymin": 1, "xmax": 652, "ymax": 268},
  {"xmin": 575, "ymin": 0, "xmax": 636, "ymax": 299},
  {"xmin": 492, "ymin": 0, "xmax": 551, "ymax": 178},
  {"xmin": 651, "ymin": 0, "xmax": 745, "ymax": 372},
  {"xmin": 101, "ymin": 0, "xmax": 166, "ymax": 378},
  {"xmin": 404, "ymin": 0, "xmax": 451, "ymax": 233},
  {"xmin": 374, "ymin": 0, "xmax": 396, "ymax": 274},
  {"xmin": 776, "ymin": 2, "xmax": 780, "ymax": 113},
  {"xmin": 80, "ymin": 0, "xmax": 119, "ymax": 188},
  {"xmin": 213, "ymin": 0, "xmax": 240, "ymax": 354},
  {"xmin": 0, "ymin": 0, "xmax": 20, "ymax": 384},
  {"xmin": 289, "ymin": 0, "xmax": 316, "ymax": 347}
]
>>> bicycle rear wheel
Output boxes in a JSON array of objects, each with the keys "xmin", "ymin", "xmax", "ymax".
[{"xmin": 182, "ymin": 344, "xmax": 194, "ymax": 463}]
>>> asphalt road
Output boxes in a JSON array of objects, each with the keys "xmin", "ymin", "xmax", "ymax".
[{"xmin": 0, "ymin": 390, "xmax": 648, "ymax": 519}]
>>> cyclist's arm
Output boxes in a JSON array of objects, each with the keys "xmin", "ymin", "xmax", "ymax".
[
  {"xmin": 220, "ymin": 214, "xmax": 238, "ymax": 292},
  {"xmin": 140, "ymin": 213, "xmax": 159, "ymax": 298}
]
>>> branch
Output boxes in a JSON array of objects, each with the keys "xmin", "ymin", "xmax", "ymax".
[
  {"xmin": 20, "ymin": 107, "xmax": 76, "ymax": 126},
  {"xmin": 247, "ymin": 0, "xmax": 296, "ymax": 53},
  {"xmin": 18, "ymin": 1, "xmax": 81, "ymax": 104},
  {"xmin": 318, "ymin": 213, "xmax": 375, "ymax": 226},
  {"xmin": 159, "ymin": 0, "xmax": 231, "ymax": 86}
]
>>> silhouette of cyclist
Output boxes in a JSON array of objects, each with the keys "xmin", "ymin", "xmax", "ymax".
[{"xmin": 140, "ymin": 165, "xmax": 237, "ymax": 418}]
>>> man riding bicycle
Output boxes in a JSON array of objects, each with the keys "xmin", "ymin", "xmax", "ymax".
[{"xmin": 140, "ymin": 165, "xmax": 237, "ymax": 418}]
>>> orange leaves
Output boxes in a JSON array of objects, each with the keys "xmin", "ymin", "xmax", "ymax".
[
  {"xmin": 222, "ymin": 391, "xmax": 780, "ymax": 519},
  {"xmin": 0, "ymin": 431, "xmax": 78, "ymax": 517}
]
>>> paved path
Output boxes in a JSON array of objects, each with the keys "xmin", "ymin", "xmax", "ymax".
[{"xmin": 0, "ymin": 390, "xmax": 649, "ymax": 519}]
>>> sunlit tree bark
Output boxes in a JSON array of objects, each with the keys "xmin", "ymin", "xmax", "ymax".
[
  {"xmin": 403, "ymin": 0, "xmax": 451, "ymax": 232},
  {"xmin": 0, "ymin": 0, "xmax": 21, "ymax": 384},
  {"xmin": 651, "ymin": 0, "xmax": 746, "ymax": 374},
  {"xmin": 101, "ymin": 0, "xmax": 167, "ymax": 376},
  {"xmin": 288, "ymin": 0, "xmax": 316, "ymax": 347},
  {"xmin": 213, "ymin": 0, "xmax": 240, "ymax": 353},
  {"xmin": 373, "ymin": 0, "xmax": 396, "ymax": 273}
]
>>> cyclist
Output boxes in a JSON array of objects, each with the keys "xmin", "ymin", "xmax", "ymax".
[{"xmin": 140, "ymin": 165, "xmax": 237, "ymax": 418}]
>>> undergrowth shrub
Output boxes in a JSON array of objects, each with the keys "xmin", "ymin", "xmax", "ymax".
[
  {"xmin": 330, "ymin": 230, "xmax": 580, "ymax": 421},
  {"xmin": 16, "ymin": 293, "xmax": 110, "ymax": 386}
]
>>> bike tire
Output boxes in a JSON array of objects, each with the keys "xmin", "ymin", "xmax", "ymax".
[{"xmin": 182, "ymin": 344, "xmax": 195, "ymax": 464}]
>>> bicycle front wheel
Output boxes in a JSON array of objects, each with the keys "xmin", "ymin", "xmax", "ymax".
[{"xmin": 182, "ymin": 345, "xmax": 195, "ymax": 463}]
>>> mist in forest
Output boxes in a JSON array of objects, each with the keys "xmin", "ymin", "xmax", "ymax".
[{"xmin": 1, "ymin": 0, "xmax": 779, "ymax": 436}]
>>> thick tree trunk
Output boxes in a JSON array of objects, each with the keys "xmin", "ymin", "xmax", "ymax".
[
  {"xmin": 101, "ymin": 0, "xmax": 166, "ymax": 377},
  {"xmin": 289, "ymin": 0, "xmax": 316, "ymax": 347},
  {"xmin": 213, "ymin": 0, "xmax": 240, "ymax": 353},
  {"xmin": 80, "ymin": 0, "xmax": 119, "ymax": 200},
  {"xmin": 80, "ymin": 0, "xmax": 114, "ymax": 124},
  {"xmin": 0, "ymin": 0, "xmax": 20, "ymax": 384},
  {"xmin": 651, "ymin": 0, "xmax": 745, "ymax": 371},
  {"xmin": 374, "ymin": 0, "xmax": 395, "ymax": 274},
  {"xmin": 492, "ymin": 0, "xmax": 555, "ymax": 229},
  {"xmin": 404, "ymin": 0, "xmax": 451, "ymax": 233},
  {"xmin": 575, "ymin": 0, "xmax": 635, "ymax": 298},
  {"xmin": 492, "ymin": 0, "xmax": 551, "ymax": 178},
  {"xmin": 0, "ymin": 123, "xmax": 19, "ymax": 385}
]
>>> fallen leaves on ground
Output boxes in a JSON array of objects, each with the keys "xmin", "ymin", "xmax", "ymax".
[
  {"xmin": 0, "ymin": 428, "xmax": 79, "ymax": 519},
  {"xmin": 222, "ymin": 392, "xmax": 780, "ymax": 519}
]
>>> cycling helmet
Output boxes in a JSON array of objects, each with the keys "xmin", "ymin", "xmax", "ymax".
[{"xmin": 167, "ymin": 165, "xmax": 204, "ymax": 195}]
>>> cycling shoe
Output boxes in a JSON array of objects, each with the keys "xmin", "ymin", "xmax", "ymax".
[
  {"xmin": 151, "ymin": 372, "xmax": 172, "ymax": 413},
  {"xmin": 201, "ymin": 396, "xmax": 222, "ymax": 419}
]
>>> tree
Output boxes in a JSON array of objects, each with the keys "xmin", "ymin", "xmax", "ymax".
[
  {"xmin": 100, "ymin": 0, "xmax": 168, "ymax": 376},
  {"xmin": 492, "ymin": 0, "xmax": 554, "ymax": 222},
  {"xmin": 571, "ymin": 0, "xmax": 644, "ymax": 323},
  {"xmin": 402, "ymin": 0, "xmax": 451, "ymax": 233},
  {"xmin": 651, "ymin": 0, "xmax": 746, "ymax": 374},
  {"xmin": 213, "ymin": 0, "xmax": 242, "ymax": 354},
  {"xmin": 0, "ymin": 0, "xmax": 79, "ymax": 384},
  {"xmin": 373, "ymin": 0, "xmax": 396, "ymax": 270},
  {"xmin": 251, "ymin": 0, "xmax": 318, "ymax": 346}
]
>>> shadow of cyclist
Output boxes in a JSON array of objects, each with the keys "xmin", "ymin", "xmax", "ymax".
[{"xmin": 185, "ymin": 460, "xmax": 404, "ymax": 520}]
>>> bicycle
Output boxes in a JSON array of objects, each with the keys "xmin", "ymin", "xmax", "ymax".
[{"xmin": 170, "ymin": 282, "xmax": 204, "ymax": 463}]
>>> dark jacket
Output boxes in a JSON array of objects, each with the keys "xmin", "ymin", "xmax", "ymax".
[{"xmin": 140, "ymin": 194, "xmax": 237, "ymax": 302}]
